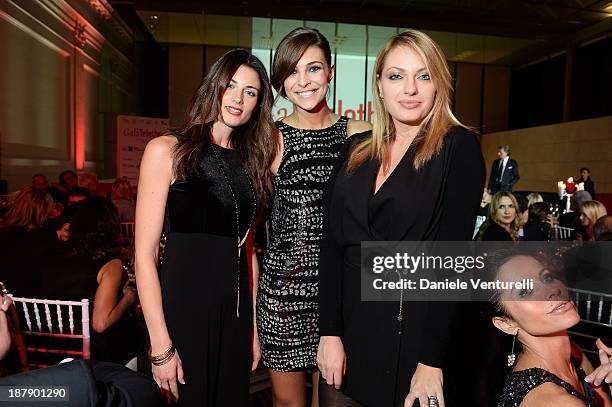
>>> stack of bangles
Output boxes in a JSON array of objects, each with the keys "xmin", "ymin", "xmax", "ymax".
[{"xmin": 149, "ymin": 344, "xmax": 176, "ymax": 366}]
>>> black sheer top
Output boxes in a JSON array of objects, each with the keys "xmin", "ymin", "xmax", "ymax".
[{"xmin": 498, "ymin": 365, "xmax": 599, "ymax": 406}]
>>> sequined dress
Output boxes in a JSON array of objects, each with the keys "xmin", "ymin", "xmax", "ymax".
[
  {"xmin": 498, "ymin": 366, "xmax": 599, "ymax": 406},
  {"xmin": 257, "ymin": 117, "xmax": 348, "ymax": 371}
]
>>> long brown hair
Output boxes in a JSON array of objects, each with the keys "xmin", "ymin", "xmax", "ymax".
[
  {"xmin": 172, "ymin": 48, "xmax": 276, "ymax": 206},
  {"xmin": 0, "ymin": 187, "xmax": 53, "ymax": 231},
  {"xmin": 271, "ymin": 27, "xmax": 332, "ymax": 98},
  {"xmin": 347, "ymin": 30, "xmax": 466, "ymax": 173}
]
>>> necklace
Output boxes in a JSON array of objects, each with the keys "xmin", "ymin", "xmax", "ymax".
[{"xmin": 210, "ymin": 143, "xmax": 257, "ymax": 318}]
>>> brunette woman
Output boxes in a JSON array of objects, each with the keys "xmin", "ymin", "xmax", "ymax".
[
  {"xmin": 489, "ymin": 251, "xmax": 611, "ymax": 406},
  {"xmin": 256, "ymin": 27, "xmax": 371, "ymax": 407},
  {"xmin": 135, "ymin": 49, "xmax": 276, "ymax": 406}
]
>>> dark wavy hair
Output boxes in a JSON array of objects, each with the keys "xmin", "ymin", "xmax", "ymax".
[
  {"xmin": 67, "ymin": 197, "xmax": 120, "ymax": 259},
  {"xmin": 271, "ymin": 27, "xmax": 332, "ymax": 98},
  {"xmin": 171, "ymin": 48, "xmax": 276, "ymax": 207}
]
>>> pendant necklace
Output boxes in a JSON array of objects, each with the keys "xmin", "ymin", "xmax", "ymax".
[{"xmin": 210, "ymin": 142, "xmax": 257, "ymax": 318}]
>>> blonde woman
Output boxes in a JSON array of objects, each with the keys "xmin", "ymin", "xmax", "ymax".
[
  {"xmin": 317, "ymin": 30, "xmax": 485, "ymax": 407},
  {"xmin": 580, "ymin": 200, "xmax": 607, "ymax": 241},
  {"xmin": 476, "ymin": 191, "xmax": 521, "ymax": 241},
  {"xmin": 526, "ymin": 192, "xmax": 543, "ymax": 207},
  {"xmin": 111, "ymin": 178, "xmax": 135, "ymax": 221},
  {"xmin": 0, "ymin": 187, "xmax": 55, "ymax": 297}
]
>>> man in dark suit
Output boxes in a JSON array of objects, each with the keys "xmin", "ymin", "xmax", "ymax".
[{"xmin": 488, "ymin": 145, "xmax": 519, "ymax": 194}]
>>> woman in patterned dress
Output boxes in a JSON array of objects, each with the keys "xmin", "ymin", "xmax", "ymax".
[{"xmin": 256, "ymin": 27, "xmax": 371, "ymax": 407}]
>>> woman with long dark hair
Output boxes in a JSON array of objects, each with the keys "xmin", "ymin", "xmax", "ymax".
[
  {"xmin": 135, "ymin": 49, "xmax": 276, "ymax": 406},
  {"xmin": 40, "ymin": 197, "xmax": 142, "ymax": 365},
  {"xmin": 317, "ymin": 30, "xmax": 485, "ymax": 406},
  {"xmin": 488, "ymin": 251, "xmax": 611, "ymax": 406},
  {"xmin": 256, "ymin": 27, "xmax": 371, "ymax": 407}
]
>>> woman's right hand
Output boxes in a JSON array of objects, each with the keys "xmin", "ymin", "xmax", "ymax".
[
  {"xmin": 317, "ymin": 336, "xmax": 346, "ymax": 389},
  {"xmin": 152, "ymin": 348, "xmax": 185, "ymax": 402}
]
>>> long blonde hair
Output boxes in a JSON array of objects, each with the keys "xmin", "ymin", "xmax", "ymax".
[
  {"xmin": 347, "ymin": 29, "xmax": 465, "ymax": 173},
  {"xmin": 581, "ymin": 200, "xmax": 607, "ymax": 226},
  {"xmin": 0, "ymin": 187, "xmax": 53, "ymax": 231},
  {"xmin": 477, "ymin": 191, "xmax": 520, "ymax": 241},
  {"xmin": 581, "ymin": 200, "xmax": 607, "ymax": 241}
]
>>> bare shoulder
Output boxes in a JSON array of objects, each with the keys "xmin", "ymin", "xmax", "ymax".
[
  {"xmin": 144, "ymin": 135, "xmax": 177, "ymax": 158},
  {"xmin": 521, "ymin": 382, "xmax": 585, "ymax": 407},
  {"xmin": 346, "ymin": 119, "xmax": 372, "ymax": 136},
  {"xmin": 97, "ymin": 258, "xmax": 123, "ymax": 283}
]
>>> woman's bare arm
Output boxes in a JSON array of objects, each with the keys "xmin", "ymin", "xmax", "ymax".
[
  {"xmin": 134, "ymin": 135, "xmax": 176, "ymax": 353},
  {"xmin": 92, "ymin": 259, "xmax": 136, "ymax": 333}
]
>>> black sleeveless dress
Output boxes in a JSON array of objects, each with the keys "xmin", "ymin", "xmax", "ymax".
[
  {"xmin": 160, "ymin": 144, "xmax": 256, "ymax": 406},
  {"xmin": 498, "ymin": 365, "xmax": 599, "ymax": 406},
  {"xmin": 257, "ymin": 117, "xmax": 348, "ymax": 371}
]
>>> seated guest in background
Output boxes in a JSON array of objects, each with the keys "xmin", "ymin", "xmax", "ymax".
[
  {"xmin": 594, "ymin": 215, "xmax": 612, "ymax": 241},
  {"xmin": 577, "ymin": 167, "xmax": 595, "ymax": 199},
  {"xmin": 111, "ymin": 178, "xmax": 135, "ymax": 221},
  {"xmin": 558, "ymin": 190, "xmax": 592, "ymax": 239},
  {"xmin": 40, "ymin": 197, "xmax": 142, "ymax": 364},
  {"xmin": 522, "ymin": 202, "xmax": 551, "ymax": 241},
  {"xmin": 526, "ymin": 192, "xmax": 543, "ymax": 207},
  {"xmin": 515, "ymin": 194, "xmax": 529, "ymax": 238},
  {"xmin": 580, "ymin": 200, "xmax": 608, "ymax": 242},
  {"xmin": 31, "ymin": 173, "xmax": 49, "ymax": 192},
  {"xmin": 489, "ymin": 251, "xmax": 611, "ymax": 406},
  {"xmin": 58, "ymin": 169, "xmax": 78, "ymax": 192},
  {"xmin": 476, "ymin": 191, "xmax": 520, "ymax": 241},
  {"xmin": 488, "ymin": 145, "xmax": 520, "ymax": 194},
  {"xmin": 33, "ymin": 174, "xmax": 65, "ymax": 212},
  {"xmin": 67, "ymin": 186, "xmax": 91, "ymax": 206},
  {"xmin": 78, "ymin": 172, "xmax": 99, "ymax": 197},
  {"xmin": 0, "ymin": 187, "xmax": 56, "ymax": 297}
]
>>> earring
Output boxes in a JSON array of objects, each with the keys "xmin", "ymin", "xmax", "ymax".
[{"xmin": 507, "ymin": 329, "xmax": 518, "ymax": 367}]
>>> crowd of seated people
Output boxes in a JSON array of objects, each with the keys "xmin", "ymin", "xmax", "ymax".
[
  {"xmin": 0, "ymin": 170, "xmax": 142, "ymax": 368},
  {"xmin": 0, "ymin": 167, "xmax": 610, "ymax": 407}
]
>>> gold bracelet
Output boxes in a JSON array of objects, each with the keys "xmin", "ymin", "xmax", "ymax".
[
  {"xmin": 149, "ymin": 344, "xmax": 175, "ymax": 365},
  {"xmin": 151, "ymin": 348, "xmax": 175, "ymax": 366}
]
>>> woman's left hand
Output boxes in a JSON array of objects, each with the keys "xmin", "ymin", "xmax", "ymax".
[
  {"xmin": 585, "ymin": 339, "xmax": 612, "ymax": 387},
  {"xmin": 251, "ymin": 329, "xmax": 261, "ymax": 372},
  {"xmin": 404, "ymin": 363, "xmax": 444, "ymax": 407}
]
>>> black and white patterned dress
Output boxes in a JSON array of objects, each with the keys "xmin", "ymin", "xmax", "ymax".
[{"xmin": 257, "ymin": 116, "xmax": 348, "ymax": 371}]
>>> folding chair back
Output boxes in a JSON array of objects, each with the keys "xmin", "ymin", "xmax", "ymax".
[{"xmin": 11, "ymin": 297, "xmax": 90, "ymax": 369}]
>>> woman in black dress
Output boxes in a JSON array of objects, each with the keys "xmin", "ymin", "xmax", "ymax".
[
  {"xmin": 476, "ymin": 192, "xmax": 521, "ymax": 242},
  {"xmin": 135, "ymin": 49, "xmax": 276, "ymax": 406},
  {"xmin": 317, "ymin": 30, "xmax": 485, "ymax": 407}
]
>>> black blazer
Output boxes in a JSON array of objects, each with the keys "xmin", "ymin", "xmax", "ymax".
[
  {"xmin": 319, "ymin": 127, "xmax": 485, "ymax": 406},
  {"xmin": 476, "ymin": 220, "xmax": 514, "ymax": 241},
  {"xmin": 488, "ymin": 157, "xmax": 519, "ymax": 193}
]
